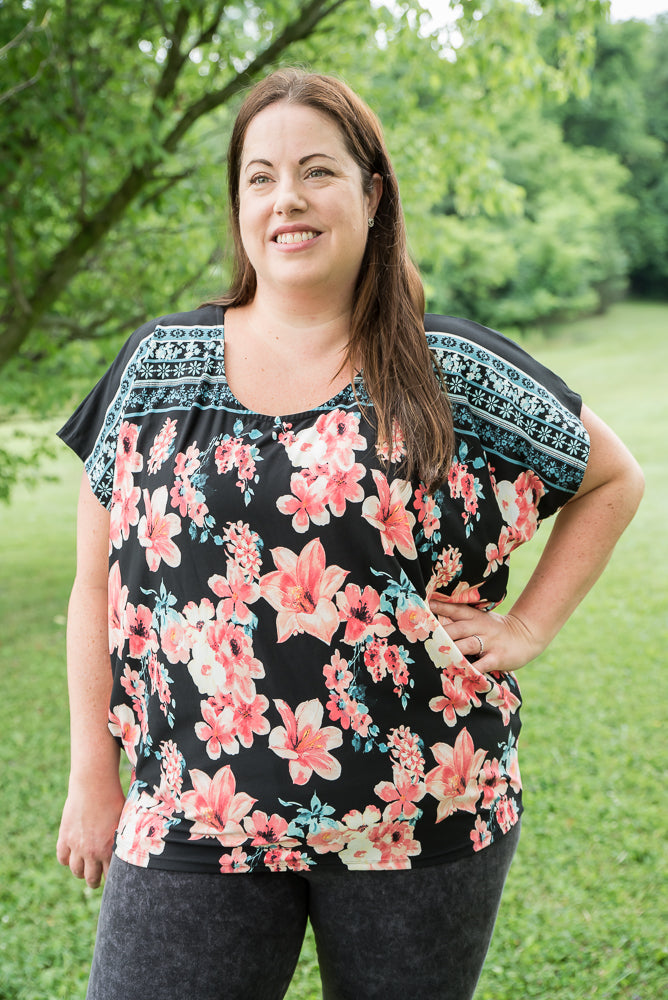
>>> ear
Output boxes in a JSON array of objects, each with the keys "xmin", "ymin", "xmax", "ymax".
[{"xmin": 367, "ymin": 173, "xmax": 383, "ymax": 220}]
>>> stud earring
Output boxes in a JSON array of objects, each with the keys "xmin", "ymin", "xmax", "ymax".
[{"xmin": 368, "ymin": 217, "xmax": 375, "ymax": 228}]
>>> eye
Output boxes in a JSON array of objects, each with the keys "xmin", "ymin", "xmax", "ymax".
[
  {"xmin": 249, "ymin": 173, "xmax": 272, "ymax": 186},
  {"xmin": 306, "ymin": 167, "xmax": 332, "ymax": 179}
]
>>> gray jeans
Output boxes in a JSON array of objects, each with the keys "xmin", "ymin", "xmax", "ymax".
[{"xmin": 86, "ymin": 822, "xmax": 519, "ymax": 1000}]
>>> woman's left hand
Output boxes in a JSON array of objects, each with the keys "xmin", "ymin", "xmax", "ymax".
[{"xmin": 427, "ymin": 596, "xmax": 543, "ymax": 673}]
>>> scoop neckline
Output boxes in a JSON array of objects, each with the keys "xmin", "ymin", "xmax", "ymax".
[{"xmin": 219, "ymin": 321, "xmax": 364, "ymax": 422}]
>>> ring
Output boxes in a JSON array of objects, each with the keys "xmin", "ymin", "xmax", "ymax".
[{"xmin": 473, "ymin": 634, "xmax": 484, "ymax": 656}]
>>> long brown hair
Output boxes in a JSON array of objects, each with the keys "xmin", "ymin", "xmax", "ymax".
[{"xmin": 211, "ymin": 68, "xmax": 454, "ymax": 491}]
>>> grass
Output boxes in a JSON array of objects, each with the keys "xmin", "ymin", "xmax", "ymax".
[{"xmin": 0, "ymin": 300, "xmax": 666, "ymax": 999}]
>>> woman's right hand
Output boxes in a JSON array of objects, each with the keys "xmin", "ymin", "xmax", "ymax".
[{"xmin": 56, "ymin": 774, "xmax": 126, "ymax": 889}]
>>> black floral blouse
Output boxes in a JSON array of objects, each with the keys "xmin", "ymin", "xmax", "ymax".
[{"xmin": 58, "ymin": 306, "xmax": 590, "ymax": 873}]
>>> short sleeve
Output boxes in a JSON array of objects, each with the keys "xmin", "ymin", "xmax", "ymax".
[{"xmin": 425, "ymin": 314, "xmax": 590, "ymax": 523}]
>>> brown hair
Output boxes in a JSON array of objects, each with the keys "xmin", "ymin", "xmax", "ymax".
[{"xmin": 211, "ymin": 68, "xmax": 453, "ymax": 490}]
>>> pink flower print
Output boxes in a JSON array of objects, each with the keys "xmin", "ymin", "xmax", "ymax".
[
  {"xmin": 323, "ymin": 650, "xmax": 353, "ymax": 695},
  {"xmin": 259, "ymin": 538, "xmax": 348, "ymax": 644},
  {"xmin": 505, "ymin": 746, "xmax": 522, "ymax": 794},
  {"xmin": 147, "ymin": 652, "xmax": 172, "ymax": 716},
  {"xmin": 219, "ymin": 847, "xmax": 251, "ymax": 873},
  {"xmin": 413, "ymin": 485, "xmax": 441, "ymax": 539},
  {"xmin": 158, "ymin": 739, "xmax": 185, "ymax": 794},
  {"xmin": 232, "ymin": 691, "xmax": 271, "ymax": 748},
  {"xmin": 306, "ymin": 823, "xmax": 352, "ymax": 855},
  {"xmin": 364, "ymin": 637, "xmax": 388, "ymax": 682},
  {"xmin": 109, "ymin": 478, "xmax": 141, "ymax": 549},
  {"xmin": 174, "ymin": 443, "xmax": 201, "ymax": 479},
  {"xmin": 495, "ymin": 470, "xmax": 545, "ymax": 542},
  {"xmin": 335, "ymin": 806, "xmax": 383, "ymax": 867},
  {"xmin": 137, "ymin": 486, "xmax": 182, "ymax": 572},
  {"xmin": 182, "ymin": 598, "xmax": 216, "ymax": 644},
  {"xmin": 362, "ymin": 471, "xmax": 417, "ymax": 559},
  {"xmin": 148, "ymin": 418, "xmax": 177, "ymax": 474},
  {"xmin": 124, "ymin": 602, "xmax": 158, "ymax": 659},
  {"xmin": 429, "ymin": 675, "xmax": 475, "ymax": 727},
  {"xmin": 385, "ymin": 644, "xmax": 410, "ymax": 688},
  {"xmin": 223, "ymin": 520, "xmax": 263, "ymax": 579},
  {"xmin": 215, "ymin": 437, "xmax": 241, "ymax": 475},
  {"xmin": 235, "ymin": 444, "xmax": 256, "ymax": 483},
  {"xmin": 181, "ymin": 766, "xmax": 256, "ymax": 846},
  {"xmin": 335, "ymin": 584, "xmax": 393, "ymax": 645},
  {"xmin": 160, "ymin": 615, "xmax": 190, "ymax": 664},
  {"xmin": 375, "ymin": 418, "xmax": 406, "ymax": 463},
  {"xmin": 495, "ymin": 795, "xmax": 519, "ymax": 834},
  {"xmin": 471, "ymin": 816, "xmax": 493, "ymax": 852},
  {"xmin": 243, "ymin": 810, "xmax": 299, "ymax": 848},
  {"xmin": 374, "ymin": 766, "xmax": 426, "ymax": 821},
  {"xmin": 115, "ymin": 799, "xmax": 168, "ymax": 866},
  {"xmin": 448, "ymin": 581, "xmax": 483, "ymax": 604},
  {"xmin": 396, "ymin": 599, "xmax": 436, "ymax": 643},
  {"xmin": 200, "ymin": 620, "xmax": 264, "ymax": 701},
  {"xmin": 484, "ymin": 526, "xmax": 518, "ymax": 577},
  {"xmin": 276, "ymin": 472, "xmax": 330, "ymax": 533},
  {"xmin": 108, "ymin": 704, "xmax": 140, "ymax": 765},
  {"xmin": 269, "ymin": 698, "xmax": 343, "ymax": 785},
  {"xmin": 387, "ymin": 726, "xmax": 425, "ymax": 779},
  {"xmin": 426, "ymin": 546, "xmax": 463, "ymax": 599},
  {"xmin": 264, "ymin": 848, "xmax": 311, "ymax": 872},
  {"xmin": 486, "ymin": 678, "xmax": 521, "ymax": 725},
  {"xmin": 115, "ymin": 421, "xmax": 143, "ymax": 485},
  {"xmin": 314, "ymin": 409, "xmax": 367, "ymax": 471},
  {"xmin": 478, "ymin": 758, "xmax": 509, "ymax": 809},
  {"xmin": 195, "ymin": 699, "xmax": 238, "ymax": 758},
  {"xmin": 460, "ymin": 472, "xmax": 479, "ymax": 516},
  {"xmin": 326, "ymin": 462, "xmax": 365, "ymax": 517},
  {"xmin": 425, "ymin": 728, "xmax": 487, "ymax": 822},
  {"xmin": 372, "ymin": 820, "xmax": 421, "ymax": 869},
  {"xmin": 209, "ymin": 561, "xmax": 260, "ymax": 625},
  {"xmin": 108, "ymin": 561, "xmax": 128, "ymax": 655},
  {"xmin": 325, "ymin": 690, "xmax": 372, "ymax": 738}
]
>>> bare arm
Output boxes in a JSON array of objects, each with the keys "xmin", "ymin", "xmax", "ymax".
[
  {"xmin": 56, "ymin": 472, "xmax": 125, "ymax": 888},
  {"xmin": 429, "ymin": 405, "xmax": 645, "ymax": 671}
]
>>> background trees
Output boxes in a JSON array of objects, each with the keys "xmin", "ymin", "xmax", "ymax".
[{"xmin": 1, "ymin": 0, "xmax": 665, "ymax": 498}]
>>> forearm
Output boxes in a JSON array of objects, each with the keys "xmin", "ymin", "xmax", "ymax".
[
  {"xmin": 65, "ymin": 576, "xmax": 120, "ymax": 784},
  {"xmin": 509, "ymin": 472, "xmax": 642, "ymax": 654}
]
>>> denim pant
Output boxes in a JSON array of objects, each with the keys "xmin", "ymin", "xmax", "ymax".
[{"xmin": 86, "ymin": 822, "xmax": 519, "ymax": 1000}]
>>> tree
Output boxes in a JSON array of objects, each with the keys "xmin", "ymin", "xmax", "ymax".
[
  {"xmin": 0, "ymin": 0, "xmax": 610, "ymax": 499},
  {"xmin": 555, "ymin": 16, "xmax": 668, "ymax": 296}
]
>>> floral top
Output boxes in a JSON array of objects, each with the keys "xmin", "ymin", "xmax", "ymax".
[{"xmin": 58, "ymin": 306, "xmax": 590, "ymax": 873}]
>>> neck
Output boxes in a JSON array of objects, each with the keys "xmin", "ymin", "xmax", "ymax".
[{"xmin": 239, "ymin": 287, "xmax": 354, "ymax": 360}]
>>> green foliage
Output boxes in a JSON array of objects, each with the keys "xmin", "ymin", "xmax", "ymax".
[
  {"xmin": 1, "ymin": 304, "xmax": 666, "ymax": 1000},
  {"xmin": 556, "ymin": 16, "xmax": 668, "ymax": 296},
  {"xmin": 3, "ymin": 0, "xmax": 664, "ymax": 503}
]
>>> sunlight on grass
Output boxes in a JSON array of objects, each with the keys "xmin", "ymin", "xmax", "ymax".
[{"xmin": 1, "ymin": 303, "xmax": 666, "ymax": 999}]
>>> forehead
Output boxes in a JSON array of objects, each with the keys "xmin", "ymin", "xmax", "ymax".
[{"xmin": 241, "ymin": 101, "xmax": 351, "ymax": 165}]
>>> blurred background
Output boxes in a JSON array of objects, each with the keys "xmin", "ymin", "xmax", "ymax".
[{"xmin": 1, "ymin": 2, "xmax": 666, "ymax": 998}]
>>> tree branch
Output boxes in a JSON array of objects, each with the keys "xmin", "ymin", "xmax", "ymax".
[
  {"xmin": 161, "ymin": 0, "xmax": 349, "ymax": 153},
  {"xmin": 0, "ymin": 0, "xmax": 352, "ymax": 371}
]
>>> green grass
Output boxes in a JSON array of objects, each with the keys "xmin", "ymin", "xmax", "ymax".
[{"xmin": 1, "ymin": 301, "xmax": 666, "ymax": 999}]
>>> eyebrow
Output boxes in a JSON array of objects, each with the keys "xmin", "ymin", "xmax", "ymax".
[{"xmin": 243, "ymin": 153, "xmax": 338, "ymax": 172}]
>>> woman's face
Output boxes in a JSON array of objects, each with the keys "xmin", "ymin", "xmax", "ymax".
[{"xmin": 237, "ymin": 101, "xmax": 381, "ymax": 306}]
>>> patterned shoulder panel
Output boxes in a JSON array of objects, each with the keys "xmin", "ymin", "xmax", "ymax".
[
  {"xmin": 58, "ymin": 307, "xmax": 224, "ymax": 508},
  {"xmin": 425, "ymin": 315, "xmax": 590, "ymax": 496}
]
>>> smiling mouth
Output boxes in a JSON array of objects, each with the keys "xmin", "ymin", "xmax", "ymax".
[{"xmin": 274, "ymin": 231, "xmax": 320, "ymax": 245}]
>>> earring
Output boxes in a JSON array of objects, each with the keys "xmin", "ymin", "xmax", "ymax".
[{"xmin": 368, "ymin": 217, "xmax": 375, "ymax": 228}]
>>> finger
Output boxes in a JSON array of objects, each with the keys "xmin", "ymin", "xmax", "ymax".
[
  {"xmin": 56, "ymin": 839, "xmax": 71, "ymax": 868},
  {"xmin": 84, "ymin": 858, "xmax": 104, "ymax": 890}
]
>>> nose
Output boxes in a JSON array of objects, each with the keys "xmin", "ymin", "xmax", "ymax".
[{"xmin": 273, "ymin": 174, "xmax": 308, "ymax": 216}]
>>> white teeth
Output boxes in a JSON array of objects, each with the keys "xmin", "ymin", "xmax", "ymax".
[{"xmin": 275, "ymin": 231, "xmax": 318, "ymax": 244}]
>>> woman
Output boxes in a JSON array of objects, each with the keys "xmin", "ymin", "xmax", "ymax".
[{"xmin": 56, "ymin": 69, "xmax": 643, "ymax": 1000}]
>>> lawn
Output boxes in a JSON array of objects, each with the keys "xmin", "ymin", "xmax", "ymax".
[{"xmin": 0, "ymin": 301, "xmax": 666, "ymax": 999}]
